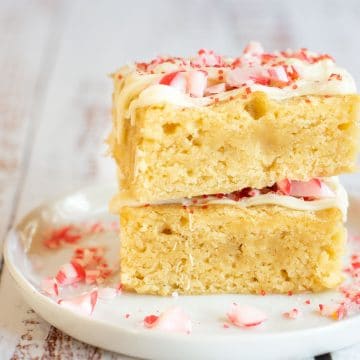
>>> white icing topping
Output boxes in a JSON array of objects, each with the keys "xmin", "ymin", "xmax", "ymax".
[
  {"xmin": 125, "ymin": 59, "xmax": 356, "ymax": 110},
  {"xmin": 112, "ymin": 54, "xmax": 356, "ymax": 144},
  {"xmin": 111, "ymin": 177, "xmax": 348, "ymax": 220}
]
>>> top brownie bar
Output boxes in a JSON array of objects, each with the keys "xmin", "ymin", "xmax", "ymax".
[{"xmin": 108, "ymin": 42, "xmax": 360, "ymax": 203}]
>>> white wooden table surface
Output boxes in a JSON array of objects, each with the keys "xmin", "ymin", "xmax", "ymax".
[{"xmin": 1, "ymin": 0, "xmax": 360, "ymax": 358}]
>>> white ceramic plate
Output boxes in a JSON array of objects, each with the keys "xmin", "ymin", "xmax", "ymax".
[{"xmin": 4, "ymin": 185, "xmax": 360, "ymax": 360}]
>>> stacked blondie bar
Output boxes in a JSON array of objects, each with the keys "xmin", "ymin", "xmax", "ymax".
[{"xmin": 109, "ymin": 43, "xmax": 359, "ymax": 296}]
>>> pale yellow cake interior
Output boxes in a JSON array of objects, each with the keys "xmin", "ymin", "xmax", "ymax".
[
  {"xmin": 110, "ymin": 91, "xmax": 360, "ymax": 202},
  {"xmin": 119, "ymin": 204, "xmax": 345, "ymax": 295}
]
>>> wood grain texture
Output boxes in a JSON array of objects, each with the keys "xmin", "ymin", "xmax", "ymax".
[
  {"xmin": 0, "ymin": 0, "xmax": 360, "ymax": 358},
  {"xmin": 0, "ymin": 0, "xmax": 65, "ymax": 249},
  {"xmin": 0, "ymin": 267, "xmax": 132, "ymax": 360}
]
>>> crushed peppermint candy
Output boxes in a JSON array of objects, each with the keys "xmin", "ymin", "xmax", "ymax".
[
  {"xmin": 283, "ymin": 308, "xmax": 301, "ymax": 319},
  {"xmin": 55, "ymin": 261, "xmax": 85, "ymax": 286},
  {"xmin": 43, "ymin": 225, "xmax": 82, "ymax": 249},
  {"xmin": 58, "ymin": 289, "xmax": 98, "ymax": 316},
  {"xmin": 41, "ymin": 277, "xmax": 59, "ymax": 297},
  {"xmin": 43, "ymin": 221, "xmax": 118, "ymax": 249},
  {"xmin": 40, "ymin": 237, "xmax": 116, "ymax": 313},
  {"xmin": 344, "ymin": 252, "xmax": 360, "ymax": 278},
  {"xmin": 328, "ymin": 73, "xmax": 342, "ymax": 81},
  {"xmin": 227, "ymin": 304, "xmax": 267, "ymax": 328},
  {"xmin": 143, "ymin": 307, "xmax": 192, "ymax": 334},
  {"xmin": 128, "ymin": 43, "xmax": 338, "ymax": 102},
  {"xmin": 341, "ymin": 283, "xmax": 360, "ymax": 305},
  {"xmin": 71, "ymin": 246, "xmax": 113, "ymax": 285},
  {"xmin": 144, "ymin": 314, "xmax": 159, "ymax": 327},
  {"xmin": 180, "ymin": 178, "xmax": 334, "ymax": 207},
  {"xmin": 50, "ymin": 245, "xmax": 114, "ymax": 290},
  {"xmin": 276, "ymin": 178, "xmax": 334, "ymax": 199},
  {"xmin": 318, "ymin": 303, "xmax": 347, "ymax": 320},
  {"xmin": 316, "ymin": 236, "xmax": 360, "ymax": 321}
]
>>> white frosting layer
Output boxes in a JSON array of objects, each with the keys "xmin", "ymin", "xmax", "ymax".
[
  {"xmin": 112, "ymin": 57, "xmax": 356, "ymax": 144},
  {"xmin": 127, "ymin": 60, "xmax": 355, "ymax": 111},
  {"xmin": 112, "ymin": 177, "xmax": 348, "ymax": 220},
  {"xmin": 116, "ymin": 58, "xmax": 356, "ymax": 122}
]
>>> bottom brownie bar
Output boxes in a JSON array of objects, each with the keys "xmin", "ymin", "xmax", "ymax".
[{"xmin": 119, "ymin": 205, "xmax": 345, "ymax": 295}]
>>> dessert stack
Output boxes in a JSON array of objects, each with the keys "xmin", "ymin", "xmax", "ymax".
[{"xmin": 108, "ymin": 43, "xmax": 359, "ymax": 295}]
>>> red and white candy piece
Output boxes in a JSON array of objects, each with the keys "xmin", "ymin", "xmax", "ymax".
[
  {"xmin": 192, "ymin": 49, "xmax": 223, "ymax": 67},
  {"xmin": 318, "ymin": 303, "xmax": 347, "ymax": 320},
  {"xmin": 144, "ymin": 314, "xmax": 159, "ymax": 327},
  {"xmin": 43, "ymin": 225, "xmax": 82, "ymax": 249},
  {"xmin": 58, "ymin": 289, "xmax": 98, "ymax": 316},
  {"xmin": 205, "ymin": 83, "xmax": 226, "ymax": 95},
  {"xmin": 276, "ymin": 179, "xmax": 291, "ymax": 194},
  {"xmin": 158, "ymin": 71, "xmax": 178, "ymax": 85},
  {"xmin": 340, "ymin": 283, "xmax": 360, "ymax": 305},
  {"xmin": 159, "ymin": 70, "xmax": 207, "ymax": 98},
  {"xmin": 283, "ymin": 308, "xmax": 301, "ymax": 319},
  {"xmin": 225, "ymin": 66, "xmax": 258, "ymax": 87},
  {"xmin": 84, "ymin": 269, "xmax": 101, "ymax": 285},
  {"xmin": 159, "ymin": 71, "xmax": 187, "ymax": 93},
  {"xmin": 41, "ymin": 277, "xmax": 59, "ymax": 297},
  {"xmin": 227, "ymin": 63, "xmax": 292, "ymax": 88},
  {"xmin": 187, "ymin": 70, "xmax": 207, "ymax": 97},
  {"xmin": 276, "ymin": 179, "xmax": 335, "ymax": 198},
  {"xmin": 55, "ymin": 261, "xmax": 85, "ymax": 286},
  {"xmin": 227, "ymin": 304, "xmax": 267, "ymax": 328},
  {"xmin": 267, "ymin": 66, "xmax": 289, "ymax": 84},
  {"xmin": 144, "ymin": 306, "xmax": 192, "ymax": 334},
  {"xmin": 169, "ymin": 72, "xmax": 187, "ymax": 93}
]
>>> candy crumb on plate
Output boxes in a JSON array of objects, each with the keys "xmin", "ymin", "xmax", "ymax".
[
  {"xmin": 226, "ymin": 304, "xmax": 267, "ymax": 328},
  {"xmin": 283, "ymin": 308, "xmax": 302, "ymax": 319},
  {"xmin": 58, "ymin": 289, "xmax": 98, "ymax": 315},
  {"xmin": 144, "ymin": 306, "xmax": 192, "ymax": 334}
]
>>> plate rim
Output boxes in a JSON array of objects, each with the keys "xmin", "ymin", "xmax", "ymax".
[{"xmin": 4, "ymin": 185, "xmax": 360, "ymax": 359}]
